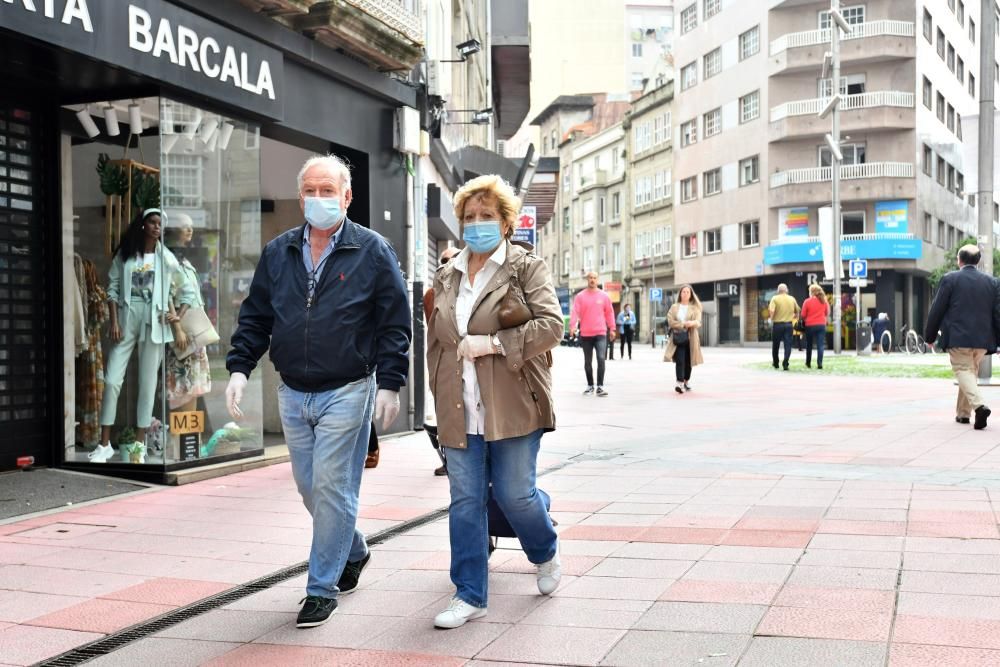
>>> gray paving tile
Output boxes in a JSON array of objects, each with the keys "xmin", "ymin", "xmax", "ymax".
[
  {"xmin": 786, "ymin": 565, "xmax": 898, "ymax": 590},
  {"xmin": 252, "ymin": 612, "xmax": 402, "ymax": 648},
  {"xmin": 154, "ymin": 609, "xmax": 295, "ymax": 643},
  {"xmin": 634, "ymin": 601, "xmax": 766, "ymax": 634},
  {"xmin": 685, "ymin": 561, "xmax": 793, "ymax": 584},
  {"xmin": 362, "ymin": 616, "xmax": 511, "ymax": 658},
  {"xmin": 520, "ymin": 597, "xmax": 652, "ymax": 630},
  {"xmin": 82, "ymin": 637, "xmax": 240, "ymax": 667},
  {"xmin": 738, "ymin": 636, "xmax": 885, "ymax": 666},
  {"xmin": 477, "ymin": 624, "xmax": 625, "ymax": 666},
  {"xmin": 601, "ymin": 630, "xmax": 749, "ymax": 667},
  {"xmin": 586, "ymin": 557, "xmax": 695, "ymax": 579}
]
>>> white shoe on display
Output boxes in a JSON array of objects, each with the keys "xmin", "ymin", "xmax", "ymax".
[
  {"xmin": 536, "ymin": 540, "xmax": 562, "ymax": 595},
  {"xmin": 87, "ymin": 442, "xmax": 115, "ymax": 463},
  {"xmin": 433, "ymin": 597, "xmax": 487, "ymax": 629}
]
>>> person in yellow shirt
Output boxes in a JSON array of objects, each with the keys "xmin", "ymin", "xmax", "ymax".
[{"xmin": 769, "ymin": 284, "xmax": 800, "ymax": 370}]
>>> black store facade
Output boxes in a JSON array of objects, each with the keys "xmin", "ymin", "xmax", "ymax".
[{"xmin": 0, "ymin": 0, "xmax": 415, "ymax": 479}]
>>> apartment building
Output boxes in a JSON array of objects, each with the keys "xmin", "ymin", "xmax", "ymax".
[
  {"xmin": 673, "ymin": 0, "xmax": 984, "ymax": 346},
  {"xmin": 624, "ymin": 78, "xmax": 676, "ymax": 342}
]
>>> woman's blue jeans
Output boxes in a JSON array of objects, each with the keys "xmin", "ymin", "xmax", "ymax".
[
  {"xmin": 806, "ymin": 325, "xmax": 826, "ymax": 366},
  {"xmin": 278, "ymin": 375, "xmax": 375, "ymax": 598},
  {"xmin": 445, "ymin": 429, "xmax": 558, "ymax": 608}
]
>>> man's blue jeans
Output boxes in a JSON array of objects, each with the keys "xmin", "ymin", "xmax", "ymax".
[
  {"xmin": 445, "ymin": 429, "xmax": 558, "ymax": 608},
  {"xmin": 278, "ymin": 375, "xmax": 375, "ymax": 598}
]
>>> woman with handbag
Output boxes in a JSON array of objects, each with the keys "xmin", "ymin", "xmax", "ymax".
[
  {"xmin": 801, "ymin": 283, "xmax": 831, "ymax": 369},
  {"xmin": 165, "ymin": 213, "xmax": 213, "ymax": 413},
  {"xmin": 663, "ymin": 284, "xmax": 703, "ymax": 394},
  {"xmin": 426, "ymin": 174, "xmax": 564, "ymax": 629}
]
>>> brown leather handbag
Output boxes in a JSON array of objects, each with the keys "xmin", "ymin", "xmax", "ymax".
[{"xmin": 497, "ymin": 268, "xmax": 554, "ymax": 367}]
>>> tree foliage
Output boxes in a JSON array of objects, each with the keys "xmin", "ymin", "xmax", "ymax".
[{"xmin": 928, "ymin": 236, "xmax": 1000, "ymax": 290}]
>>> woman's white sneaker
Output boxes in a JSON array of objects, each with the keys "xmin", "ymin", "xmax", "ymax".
[
  {"xmin": 536, "ymin": 542, "xmax": 562, "ymax": 595},
  {"xmin": 434, "ymin": 597, "xmax": 487, "ymax": 629},
  {"xmin": 87, "ymin": 443, "xmax": 114, "ymax": 463}
]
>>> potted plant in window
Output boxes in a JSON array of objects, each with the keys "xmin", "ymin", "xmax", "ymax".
[{"xmin": 115, "ymin": 427, "xmax": 145, "ymax": 464}]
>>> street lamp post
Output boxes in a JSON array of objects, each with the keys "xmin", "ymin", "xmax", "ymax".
[
  {"xmin": 977, "ymin": 0, "xmax": 996, "ymax": 381},
  {"xmin": 830, "ymin": 0, "xmax": 843, "ymax": 355}
]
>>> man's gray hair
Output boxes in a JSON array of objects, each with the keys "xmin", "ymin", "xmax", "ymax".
[
  {"xmin": 297, "ymin": 154, "xmax": 352, "ymax": 192},
  {"xmin": 777, "ymin": 283, "xmax": 789, "ymax": 293}
]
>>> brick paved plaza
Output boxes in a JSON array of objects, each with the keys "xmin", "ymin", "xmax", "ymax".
[{"xmin": 3, "ymin": 345, "xmax": 1000, "ymax": 666}]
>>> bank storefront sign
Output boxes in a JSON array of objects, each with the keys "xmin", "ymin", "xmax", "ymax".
[
  {"xmin": 0, "ymin": 0, "xmax": 283, "ymax": 118},
  {"xmin": 764, "ymin": 236, "xmax": 922, "ymax": 265}
]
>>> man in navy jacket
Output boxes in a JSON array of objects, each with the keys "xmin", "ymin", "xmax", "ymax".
[
  {"xmin": 225, "ymin": 155, "xmax": 411, "ymax": 628},
  {"xmin": 925, "ymin": 244, "xmax": 1000, "ymax": 430}
]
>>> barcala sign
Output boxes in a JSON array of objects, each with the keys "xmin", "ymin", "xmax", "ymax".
[{"xmin": 0, "ymin": 0, "xmax": 283, "ymax": 118}]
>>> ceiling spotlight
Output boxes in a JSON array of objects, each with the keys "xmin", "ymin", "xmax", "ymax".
[
  {"xmin": 217, "ymin": 122, "xmax": 235, "ymax": 150},
  {"xmin": 199, "ymin": 119, "xmax": 218, "ymax": 144},
  {"xmin": 456, "ymin": 39, "xmax": 482, "ymax": 58},
  {"xmin": 128, "ymin": 102, "xmax": 143, "ymax": 135},
  {"xmin": 75, "ymin": 107, "xmax": 100, "ymax": 139},
  {"xmin": 183, "ymin": 109, "xmax": 203, "ymax": 140},
  {"xmin": 206, "ymin": 127, "xmax": 219, "ymax": 152},
  {"xmin": 103, "ymin": 104, "xmax": 120, "ymax": 137},
  {"xmin": 472, "ymin": 108, "xmax": 493, "ymax": 124}
]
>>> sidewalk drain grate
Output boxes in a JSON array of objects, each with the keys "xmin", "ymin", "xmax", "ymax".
[{"xmin": 36, "ymin": 508, "xmax": 449, "ymax": 667}]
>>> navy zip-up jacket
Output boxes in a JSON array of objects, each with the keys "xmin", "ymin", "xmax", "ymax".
[{"xmin": 226, "ymin": 219, "xmax": 411, "ymax": 393}]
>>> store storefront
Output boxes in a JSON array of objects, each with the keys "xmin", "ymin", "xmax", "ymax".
[{"xmin": 0, "ymin": 0, "xmax": 415, "ymax": 479}]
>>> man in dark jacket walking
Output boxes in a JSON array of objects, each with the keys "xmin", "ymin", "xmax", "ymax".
[
  {"xmin": 225, "ymin": 155, "xmax": 411, "ymax": 628},
  {"xmin": 924, "ymin": 244, "xmax": 1000, "ymax": 429}
]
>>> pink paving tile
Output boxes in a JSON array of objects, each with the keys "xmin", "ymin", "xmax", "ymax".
[
  {"xmin": 733, "ymin": 517, "xmax": 820, "ymax": 532},
  {"xmin": 907, "ymin": 522, "xmax": 1000, "ymax": 539},
  {"xmin": 774, "ymin": 586, "xmax": 896, "ymax": 613},
  {"xmin": 0, "ymin": 590, "xmax": 89, "ymax": 623},
  {"xmin": 756, "ymin": 606, "xmax": 893, "ymax": 642},
  {"xmin": 25, "ymin": 597, "xmax": 174, "ymax": 634},
  {"xmin": 328, "ymin": 650, "xmax": 467, "ymax": 667},
  {"xmin": 720, "ymin": 529, "xmax": 813, "ymax": 548},
  {"xmin": 636, "ymin": 527, "xmax": 727, "ymax": 545},
  {"xmin": 908, "ymin": 510, "xmax": 997, "ymax": 525},
  {"xmin": 205, "ymin": 644, "xmax": 353, "ymax": 666},
  {"xmin": 889, "ymin": 643, "xmax": 1000, "ymax": 666},
  {"xmin": 893, "ymin": 614, "xmax": 1000, "ymax": 649},
  {"xmin": 660, "ymin": 580, "xmax": 779, "ymax": 605},
  {"xmin": 653, "ymin": 515, "xmax": 742, "ymax": 529},
  {"xmin": 100, "ymin": 577, "xmax": 233, "ymax": 606},
  {"xmin": 0, "ymin": 624, "xmax": 103, "ymax": 665},
  {"xmin": 357, "ymin": 506, "xmax": 429, "ymax": 521},
  {"xmin": 0, "ymin": 542, "xmax": 66, "ymax": 565},
  {"xmin": 558, "ymin": 525, "xmax": 648, "ymax": 542},
  {"xmin": 817, "ymin": 520, "xmax": 906, "ymax": 536}
]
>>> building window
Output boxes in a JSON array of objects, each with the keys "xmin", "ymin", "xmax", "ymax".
[
  {"xmin": 582, "ymin": 199, "xmax": 595, "ymax": 227},
  {"xmin": 681, "ymin": 233, "xmax": 698, "ymax": 258},
  {"xmin": 741, "ymin": 220, "xmax": 760, "ymax": 248},
  {"xmin": 820, "ymin": 143, "xmax": 865, "ymax": 166},
  {"xmin": 739, "ymin": 155, "xmax": 760, "ymax": 186},
  {"xmin": 599, "ymin": 196, "xmax": 606, "ymax": 224},
  {"xmin": 819, "ymin": 5, "xmax": 864, "ymax": 29},
  {"xmin": 842, "ymin": 211, "xmax": 865, "ymax": 235},
  {"xmin": 611, "ymin": 192, "xmax": 621, "ymax": 221},
  {"xmin": 631, "ymin": 42, "xmax": 643, "ymax": 58},
  {"xmin": 704, "ymin": 0, "xmax": 721, "ymax": 19},
  {"xmin": 681, "ymin": 3, "xmax": 697, "ymax": 33},
  {"xmin": 739, "ymin": 25, "xmax": 759, "ymax": 60},
  {"xmin": 562, "ymin": 250, "xmax": 570, "ymax": 275},
  {"xmin": 704, "ymin": 49, "xmax": 721, "ymax": 79},
  {"xmin": 681, "ymin": 62, "xmax": 697, "ymax": 90},
  {"xmin": 162, "ymin": 154, "xmax": 203, "ymax": 208},
  {"xmin": 937, "ymin": 156, "xmax": 946, "ymax": 186},
  {"xmin": 947, "ymin": 43, "xmax": 955, "ymax": 72},
  {"xmin": 923, "ymin": 8, "xmax": 933, "ymax": 41},
  {"xmin": 583, "ymin": 246, "xmax": 594, "ymax": 272},
  {"xmin": 937, "ymin": 219, "xmax": 946, "ymax": 247},
  {"xmin": 922, "ymin": 76, "xmax": 933, "ymax": 108},
  {"xmin": 958, "ymin": 2, "xmax": 965, "ymax": 26},
  {"xmin": 970, "ymin": 17, "xmax": 976, "ymax": 43},
  {"xmin": 957, "ymin": 113, "xmax": 963, "ymax": 139},
  {"xmin": 947, "ymin": 103, "xmax": 955, "ymax": 132},
  {"xmin": 599, "ymin": 243, "xmax": 607, "ymax": 270},
  {"xmin": 957, "ymin": 170, "xmax": 965, "ymax": 196},
  {"xmin": 612, "ymin": 242, "xmax": 621, "ymax": 271},
  {"xmin": 704, "ymin": 168, "xmax": 721, "ymax": 196},
  {"xmin": 562, "ymin": 171, "xmax": 570, "ymax": 192},
  {"xmin": 937, "ymin": 28, "xmax": 945, "ymax": 59},
  {"xmin": 739, "ymin": 90, "xmax": 759, "ymax": 123},
  {"xmin": 923, "ymin": 212, "xmax": 932, "ymax": 241},
  {"xmin": 703, "ymin": 108, "xmax": 721, "ymax": 137},
  {"xmin": 923, "ymin": 144, "xmax": 933, "ymax": 176},
  {"xmin": 948, "ymin": 0, "xmax": 955, "ymax": 12},
  {"xmin": 970, "ymin": 73, "xmax": 976, "ymax": 97},
  {"xmin": 947, "ymin": 164, "xmax": 956, "ymax": 191},
  {"xmin": 936, "ymin": 92, "xmax": 945, "ymax": 122},
  {"xmin": 704, "ymin": 228, "xmax": 722, "ymax": 254},
  {"xmin": 653, "ymin": 171, "xmax": 666, "ymax": 201},
  {"xmin": 631, "ymin": 72, "xmax": 645, "ymax": 91},
  {"xmin": 562, "ymin": 206, "xmax": 570, "ymax": 231},
  {"xmin": 681, "ymin": 119, "xmax": 698, "ymax": 147},
  {"xmin": 681, "ymin": 176, "xmax": 698, "ymax": 202},
  {"xmin": 957, "ymin": 56, "xmax": 965, "ymax": 82}
]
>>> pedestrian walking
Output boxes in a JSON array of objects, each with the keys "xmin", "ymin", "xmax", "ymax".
[
  {"xmin": 872, "ymin": 312, "xmax": 890, "ymax": 352},
  {"xmin": 801, "ymin": 283, "xmax": 831, "ymax": 369},
  {"xmin": 426, "ymin": 174, "xmax": 563, "ymax": 629},
  {"xmin": 423, "ymin": 245, "xmax": 460, "ymax": 477},
  {"xmin": 924, "ymin": 244, "xmax": 1000, "ymax": 429},
  {"xmin": 769, "ymin": 283, "xmax": 800, "ymax": 370},
  {"xmin": 225, "ymin": 154, "xmax": 411, "ymax": 628},
  {"xmin": 569, "ymin": 271, "xmax": 617, "ymax": 396},
  {"xmin": 663, "ymin": 284, "xmax": 703, "ymax": 393},
  {"xmin": 617, "ymin": 303, "xmax": 636, "ymax": 359}
]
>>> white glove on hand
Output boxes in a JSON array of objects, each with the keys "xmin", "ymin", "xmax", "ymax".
[
  {"xmin": 456, "ymin": 335, "xmax": 494, "ymax": 361},
  {"xmin": 374, "ymin": 389, "xmax": 400, "ymax": 430},
  {"xmin": 225, "ymin": 372, "xmax": 248, "ymax": 419}
]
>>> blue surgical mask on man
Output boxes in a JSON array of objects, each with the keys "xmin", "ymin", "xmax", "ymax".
[
  {"xmin": 304, "ymin": 197, "xmax": 345, "ymax": 230},
  {"xmin": 463, "ymin": 220, "xmax": 503, "ymax": 254}
]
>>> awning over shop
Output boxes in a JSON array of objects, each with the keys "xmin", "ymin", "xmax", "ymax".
[{"xmin": 490, "ymin": 0, "xmax": 529, "ymax": 139}]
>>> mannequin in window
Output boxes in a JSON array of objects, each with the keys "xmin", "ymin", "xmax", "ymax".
[
  {"xmin": 165, "ymin": 213, "xmax": 212, "ymax": 416},
  {"xmin": 88, "ymin": 209, "xmax": 196, "ymax": 463}
]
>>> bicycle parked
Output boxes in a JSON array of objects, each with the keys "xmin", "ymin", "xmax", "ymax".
[{"xmin": 880, "ymin": 322, "xmax": 934, "ymax": 355}]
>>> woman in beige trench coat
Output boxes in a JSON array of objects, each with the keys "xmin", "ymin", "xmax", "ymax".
[{"xmin": 663, "ymin": 284, "xmax": 704, "ymax": 393}]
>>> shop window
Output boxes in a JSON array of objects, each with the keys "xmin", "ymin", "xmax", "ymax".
[{"xmin": 842, "ymin": 211, "xmax": 865, "ymax": 236}]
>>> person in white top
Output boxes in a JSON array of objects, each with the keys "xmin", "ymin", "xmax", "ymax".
[{"xmin": 426, "ymin": 175, "xmax": 564, "ymax": 629}]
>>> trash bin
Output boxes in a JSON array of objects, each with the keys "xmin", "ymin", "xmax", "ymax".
[{"xmin": 856, "ymin": 320, "xmax": 872, "ymax": 356}]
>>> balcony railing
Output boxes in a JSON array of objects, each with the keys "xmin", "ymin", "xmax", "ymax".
[
  {"xmin": 770, "ymin": 91, "xmax": 914, "ymax": 122},
  {"xmin": 770, "ymin": 161, "xmax": 914, "ymax": 188},
  {"xmin": 772, "ymin": 232, "xmax": 915, "ymax": 245},
  {"xmin": 769, "ymin": 20, "xmax": 915, "ymax": 56}
]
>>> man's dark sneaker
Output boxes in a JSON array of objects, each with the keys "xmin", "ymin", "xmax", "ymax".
[
  {"xmin": 297, "ymin": 595, "xmax": 337, "ymax": 628},
  {"xmin": 782, "ymin": 363, "xmax": 789, "ymax": 371},
  {"xmin": 772, "ymin": 363, "xmax": 779, "ymax": 369},
  {"xmin": 975, "ymin": 405, "xmax": 991, "ymax": 430},
  {"xmin": 956, "ymin": 416, "xmax": 971, "ymax": 424},
  {"xmin": 596, "ymin": 386, "xmax": 608, "ymax": 397},
  {"xmin": 583, "ymin": 386, "xmax": 595, "ymax": 395},
  {"xmin": 434, "ymin": 464, "xmax": 448, "ymax": 476},
  {"xmin": 337, "ymin": 551, "xmax": 371, "ymax": 594}
]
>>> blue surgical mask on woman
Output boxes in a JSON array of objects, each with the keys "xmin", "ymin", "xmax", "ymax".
[
  {"xmin": 463, "ymin": 220, "xmax": 503, "ymax": 254},
  {"xmin": 304, "ymin": 197, "xmax": 345, "ymax": 230}
]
